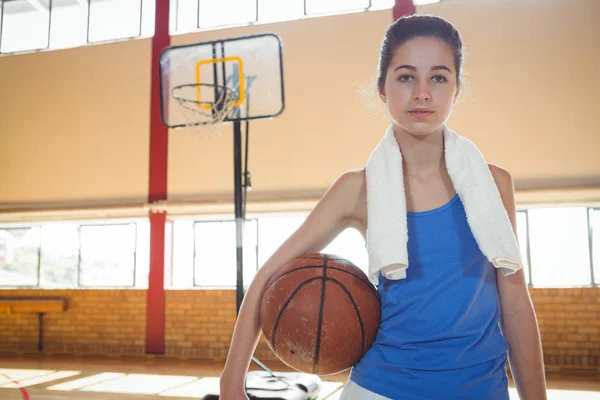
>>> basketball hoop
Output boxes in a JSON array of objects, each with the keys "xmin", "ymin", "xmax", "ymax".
[{"xmin": 170, "ymin": 83, "xmax": 239, "ymax": 138}]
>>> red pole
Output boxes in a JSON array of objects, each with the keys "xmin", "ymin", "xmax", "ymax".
[
  {"xmin": 394, "ymin": 0, "xmax": 416, "ymax": 20},
  {"xmin": 147, "ymin": 0, "xmax": 171, "ymax": 354}
]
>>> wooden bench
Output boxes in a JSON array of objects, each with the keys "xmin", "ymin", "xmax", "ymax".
[{"xmin": 0, "ymin": 297, "xmax": 68, "ymax": 351}]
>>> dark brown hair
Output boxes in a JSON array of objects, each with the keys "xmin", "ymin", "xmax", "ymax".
[{"xmin": 377, "ymin": 15, "xmax": 464, "ymax": 92}]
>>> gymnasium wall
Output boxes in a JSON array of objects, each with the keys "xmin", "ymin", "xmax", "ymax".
[
  {"xmin": 0, "ymin": 289, "xmax": 598, "ymax": 372},
  {"xmin": 0, "ymin": 290, "xmax": 146, "ymax": 356},
  {"xmin": 0, "ymin": 39, "xmax": 152, "ymax": 208},
  {"xmin": 0, "ymin": 0, "xmax": 599, "ymax": 209},
  {"xmin": 0, "ymin": 0, "xmax": 599, "ymax": 376}
]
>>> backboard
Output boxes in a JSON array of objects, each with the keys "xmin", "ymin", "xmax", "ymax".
[{"xmin": 159, "ymin": 33, "xmax": 285, "ymax": 129}]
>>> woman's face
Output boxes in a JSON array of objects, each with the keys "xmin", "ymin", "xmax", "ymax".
[{"xmin": 380, "ymin": 36, "xmax": 460, "ymax": 137}]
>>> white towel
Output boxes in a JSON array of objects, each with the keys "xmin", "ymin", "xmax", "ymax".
[{"xmin": 365, "ymin": 124, "xmax": 523, "ymax": 285}]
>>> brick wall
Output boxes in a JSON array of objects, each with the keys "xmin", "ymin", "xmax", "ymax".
[
  {"xmin": 1, "ymin": 287, "xmax": 599, "ymax": 374},
  {"xmin": 530, "ymin": 287, "xmax": 600, "ymax": 372},
  {"xmin": 0, "ymin": 290, "xmax": 146, "ymax": 357},
  {"xmin": 165, "ymin": 290, "xmax": 278, "ymax": 362}
]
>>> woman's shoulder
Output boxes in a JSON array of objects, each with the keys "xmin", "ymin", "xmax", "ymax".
[
  {"xmin": 488, "ymin": 163, "xmax": 512, "ymax": 181},
  {"xmin": 487, "ymin": 163, "xmax": 514, "ymax": 195},
  {"xmin": 329, "ymin": 169, "xmax": 367, "ymax": 233},
  {"xmin": 336, "ymin": 168, "xmax": 366, "ymax": 187},
  {"xmin": 328, "ymin": 169, "xmax": 366, "ymax": 206}
]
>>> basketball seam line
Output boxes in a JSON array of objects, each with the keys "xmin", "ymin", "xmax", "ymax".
[
  {"xmin": 327, "ymin": 279, "xmax": 366, "ymax": 358},
  {"xmin": 271, "ymin": 275, "xmax": 325, "ymax": 351},
  {"xmin": 313, "ymin": 254, "xmax": 328, "ymax": 375}
]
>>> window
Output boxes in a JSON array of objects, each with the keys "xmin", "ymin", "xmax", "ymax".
[
  {"xmin": 0, "ymin": 0, "xmax": 154, "ymax": 55},
  {"xmin": 49, "ymin": 0, "xmax": 88, "ymax": 49},
  {"xmin": 193, "ymin": 219, "xmax": 258, "ymax": 287},
  {"xmin": 0, "ymin": 0, "xmax": 393, "ymax": 54},
  {"xmin": 88, "ymin": 0, "xmax": 144, "ymax": 43},
  {"xmin": 79, "ymin": 224, "xmax": 137, "ymax": 287},
  {"xmin": 0, "ymin": 220, "xmax": 148, "ymax": 288},
  {"xmin": 0, "ymin": 0, "xmax": 50, "ymax": 53},
  {"xmin": 173, "ymin": 204, "xmax": 599, "ymax": 289},
  {"xmin": 172, "ymin": 214, "xmax": 368, "ymax": 288},
  {"xmin": 528, "ymin": 207, "xmax": 592, "ymax": 287},
  {"xmin": 39, "ymin": 224, "xmax": 79, "ymax": 288},
  {"xmin": 172, "ymin": 218, "xmax": 259, "ymax": 288},
  {"xmin": 323, "ymin": 228, "xmax": 368, "ymax": 273},
  {"xmin": 171, "ymin": 0, "xmax": 394, "ymax": 34},
  {"xmin": 2, "ymin": 205, "xmax": 596, "ymax": 289},
  {"xmin": 0, "ymin": 227, "xmax": 40, "ymax": 286},
  {"xmin": 257, "ymin": 215, "xmax": 305, "ymax": 267}
]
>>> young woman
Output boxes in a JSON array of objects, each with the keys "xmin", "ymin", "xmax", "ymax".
[{"xmin": 219, "ymin": 15, "xmax": 547, "ymax": 400}]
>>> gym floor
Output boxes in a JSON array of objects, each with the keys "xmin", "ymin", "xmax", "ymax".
[{"xmin": 1, "ymin": 357, "xmax": 599, "ymax": 400}]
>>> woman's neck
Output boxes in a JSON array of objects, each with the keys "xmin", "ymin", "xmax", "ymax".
[{"xmin": 393, "ymin": 125, "xmax": 446, "ymax": 178}]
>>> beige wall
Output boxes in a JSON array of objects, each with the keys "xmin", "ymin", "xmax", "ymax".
[
  {"xmin": 0, "ymin": 39, "xmax": 152, "ymax": 208},
  {"xmin": 0, "ymin": 0, "xmax": 598, "ymax": 211}
]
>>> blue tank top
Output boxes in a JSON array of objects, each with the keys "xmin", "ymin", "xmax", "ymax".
[{"xmin": 350, "ymin": 194, "xmax": 509, "ymax": 400}]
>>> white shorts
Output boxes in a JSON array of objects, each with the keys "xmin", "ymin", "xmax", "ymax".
[{"xmin": 338, "ymin": 380, "xmax": 392, "ymax": 400}]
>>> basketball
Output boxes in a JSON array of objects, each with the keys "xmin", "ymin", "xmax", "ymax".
[{"xmin": 259, "ymin": 253, "xmax": 381, "ymax": 376}]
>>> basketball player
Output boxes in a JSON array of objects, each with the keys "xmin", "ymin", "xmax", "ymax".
[{"xmin": 220, "ymin": 15, "xmax": 547, "ymax": 400}]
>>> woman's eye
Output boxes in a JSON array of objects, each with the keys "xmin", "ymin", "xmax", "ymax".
[
  {"xmin": 398, "ymin": 75, "xmax": 413, "ymax": 82},
  {"xmin": 432, "ymin": 75, "xmax": 448, "ymax": 83}
]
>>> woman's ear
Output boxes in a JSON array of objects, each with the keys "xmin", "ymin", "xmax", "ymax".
[{"xmin": 379, "ymin": 88, "xmax": 387, "ymax": 103}]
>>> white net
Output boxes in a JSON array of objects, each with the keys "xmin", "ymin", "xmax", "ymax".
[{"xmin": 170, "ymin": 83, "xmax": 239, "ymax": 139}]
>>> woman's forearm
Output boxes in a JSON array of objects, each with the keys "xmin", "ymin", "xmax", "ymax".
[
  {"xmin": 500, "ymin": 305, "xmax": 547, "ymax": 400},
  {"xmin": 219, "ymin": 269, "xmax": 270, "ymax": 393}
]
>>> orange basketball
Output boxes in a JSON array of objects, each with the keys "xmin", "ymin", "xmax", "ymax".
[{"xmin": 259, "ymin": 253, "xmax": 381, "ymax": 375}]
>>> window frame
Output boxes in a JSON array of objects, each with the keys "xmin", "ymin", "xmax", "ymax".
[
  {"xmin": 0, "ymin": 219, "xmax": 145, "ymax": 289},
  {"xmin": 516, "ymin": 205, "xmax": 598, "ymax": 288},
  {"xmin": 0, "ymin": 0, "xmax": 149, "ymax": 56}
]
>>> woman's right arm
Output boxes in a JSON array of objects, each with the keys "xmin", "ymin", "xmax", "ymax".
[{"xmin": 219, "ymin": 170, "xmax": 365, "ymax": 399}]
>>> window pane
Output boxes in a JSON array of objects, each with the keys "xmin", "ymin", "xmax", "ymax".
[
  {"xmin": 258, "ymin": 0, "xmax": 303, "ymax": 23},
  {"xmin": 198, "ymin": 0, "xmax": 257, "ymax": 28},
  {"xmin": 323, "ymin": 228, "xmax": 368, "ymax": 274},
  {"xmin": 80, "ymin": 224, "xmax": 136, "ymax": 287},
  {"xmin": 134, "ymin": 220, "xmax": 150, "ymax": 288},
  {"xmin": 0, "ymin": 228, "xmax": 40, "ymax": 286},
  {"xmin": 49, "ymin": 1, "xmax": 88, "ymax": 49},
  {"xmin": 592, "ymin": 209, "xmax": 600, "ymax": 285},
  {"xmin": 529, "ymin": 207, "xmax": 591, "ymax": 287},
  {"xmin": 173, "ymin": 220, "xmax": 194, "ymax": 288},
  {"xmin": 39, "ymin": 224, "xmax": 79, "ymax": 288},
  {"xmin": 0, "ymin": 0, "xmax": 49, "ymax": 53},
  {"xmin": 194, "ymin": 220, "xmax": 257, "ymax": 287},
  {"xmin": 257, "ymin": 215, "xmax": 306, "ymax": 267},
  {"xmin": 305, "ymin": 0, "xmax": 370, "ymax": 15},
  {"xmin": 243, "ymin": 221, "xmax": 258, "ymax": 287},
  {"xmin": 371, "ymin": 0, "xmax": 394, "ymax": 9},
  {"xmin": 88, "ymin": 0, "xmax": 142, "ymax": 42},
  {"xmin": 172, "ymin": 0, "xmax": 197, "ymax": 34},
  {"xmin": 516, "ymin": 211, "xmax": 530, "ymax": 284},
  {"xmin": 140, "ymin": 0, "xmax": 155, "ymax": 37}
]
